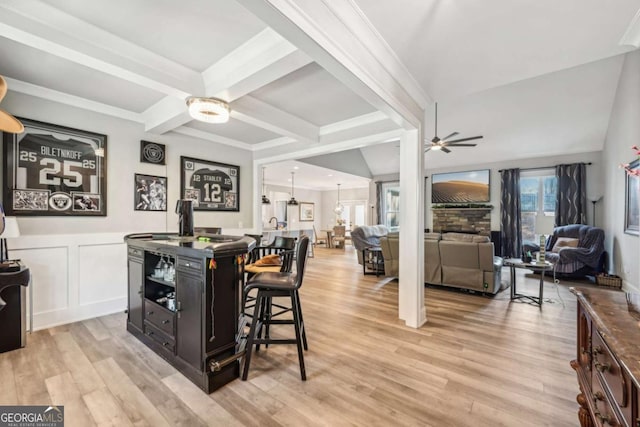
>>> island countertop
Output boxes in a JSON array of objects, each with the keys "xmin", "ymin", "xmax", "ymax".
[{"xmin": 124, "ymin": 233, "xmax": 255, "ymax": 258}]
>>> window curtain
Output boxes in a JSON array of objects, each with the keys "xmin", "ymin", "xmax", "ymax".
[
  {"xmin": 555, "ymin": 163, "xmax": 587, "ymax": 226},
  {"xmin": 500, "ymin": 168, "xmax": 522, "ymax": 258},
  {"xmin": 375, "ymin": 181, "xmax": 382, "ymax": 225}
]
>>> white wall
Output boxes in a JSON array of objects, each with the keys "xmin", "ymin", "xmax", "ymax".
[
  {"xmin": 1, "ymin": 92, "xmax": 255, "ymax": 329},
  {"xmin": 261, "ymin": 184, "xmax": 323, "ymax": 232},
  {"xmin": 602, "ymin": 49, "xmax": 640, "ymax": 292},
  {"xmin": 371, "ymin": 151, "xmax": 602, "ymax": 232},
  {"xmin": 320, "ymin": 187, "xmax": 370, "ymax": 229}
]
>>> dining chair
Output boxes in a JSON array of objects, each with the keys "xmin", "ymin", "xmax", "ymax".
[
  {"xmin": 312, "ymin": 225, "xmax": 327, "ymax": 247},
  {"xmin": 332, "ymin": 225, "xmax": 346, "ymax": 249}
]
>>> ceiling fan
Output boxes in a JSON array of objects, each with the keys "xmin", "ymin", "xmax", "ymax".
[{"xmin": 425, "ymin": 103, "xmax": 483, "ymax": 153}]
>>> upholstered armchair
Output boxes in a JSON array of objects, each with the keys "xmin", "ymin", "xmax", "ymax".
[
  {"xmin": 351, "ymin": 225, "xmax": 389, "ymax": 266},
  {"xmin": 527, "ymin": 224, "xmax": 606, "ymax": 278}
]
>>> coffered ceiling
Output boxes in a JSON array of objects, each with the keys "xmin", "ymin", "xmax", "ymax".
[{"xmin": 0, "ymin": 0, "xmax": 638, "ymax": 186}]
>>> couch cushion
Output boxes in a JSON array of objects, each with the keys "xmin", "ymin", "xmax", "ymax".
[
  {"xmin": 424, "ymin": 232, "xmax": 441, "ymax": 240},
  {"xmin": 551, "ymin": 237, "xmax": 579, "ymax": 252},
  {"xmin": 442, "ymin": 232, "xmax": 490, "ymax": 243}
]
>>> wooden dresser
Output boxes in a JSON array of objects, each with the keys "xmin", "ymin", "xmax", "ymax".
[{"xmin": 571, "ymin": 287, "xmax": 640, "ymax": 427}]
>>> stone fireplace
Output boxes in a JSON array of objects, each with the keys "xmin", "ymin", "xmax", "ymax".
[{"xmin": 432, "ymin": 208, "xmax": 492, "ymax": 236}]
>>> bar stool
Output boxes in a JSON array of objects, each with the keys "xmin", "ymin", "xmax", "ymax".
[{"xmin": 241, "ymin": 235, "xmax": 310, "ymax": 381}]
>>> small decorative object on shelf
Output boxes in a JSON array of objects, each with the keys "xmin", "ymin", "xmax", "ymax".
[{"xmin": 538, "ymin": 234, "xmax": 546, "ymax": 263}]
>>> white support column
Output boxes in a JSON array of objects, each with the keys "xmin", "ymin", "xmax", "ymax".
[{"xmin": 398, "ymin": 128, "xmax": 426, "ymax": 328}]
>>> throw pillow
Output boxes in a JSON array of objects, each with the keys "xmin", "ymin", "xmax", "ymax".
[
  {"xmin": 551, "ymin": 237, "xmax": 579, "ymax": 253},
  {"xmin": 254, "ymin": 254, "xmax": 282, "ymax": 266}
]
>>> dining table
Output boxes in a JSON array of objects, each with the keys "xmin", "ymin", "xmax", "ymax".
[{"xmin": 320, "ymin": 229, "xmax": 334, "ymax": 248}]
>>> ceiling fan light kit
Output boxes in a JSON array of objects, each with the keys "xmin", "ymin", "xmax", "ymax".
[
  {"xmin": 186, "ymin": 97, "xmax": 230, "ymax": 123},
  {"xmin": 426, "ymin": 103, "xmax": 482, "ymax": 153}
]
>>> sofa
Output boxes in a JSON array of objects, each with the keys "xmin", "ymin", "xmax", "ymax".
[
  {"xmin": 379, "ymin": 232, "xmax": 504, "ymax": 294},
  {"xmin": 351, "ymin": 225, "xmax": 389, "ymax": 266},
  {"xmin": 523, "ymin": 224, "xmax": 606, "ymax": 278}
]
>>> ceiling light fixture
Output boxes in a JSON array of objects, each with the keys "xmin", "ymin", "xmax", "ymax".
[
  {"xmin": 287, "ymin": 171, "xmax": 298, "ymax": 205},
  {"xmin": 261, "ymin": 167, "xmax": 271, "ymax": 204},
  {"xmin": 186, "ymin": 97, "xmax": 230, "ymax": 123},
  {"xmin": 334, "ymin": 183, "xmax": 344, "ymax": 215}
]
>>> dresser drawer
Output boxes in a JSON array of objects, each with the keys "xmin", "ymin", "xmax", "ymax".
[
  {"xmin": 144, "ymin": 299, "xmax": 175, "ymax": 337},
  {"xmin": 593, "ymin": 331, "xmax": 628, "ymax": 410},
  {"xmin": 592, "ymin": 375, "xmax": 623, "ymax": 427},
  {"xmin": 144, "ymin": 321, "xmax": 176, "ymax": 353}
]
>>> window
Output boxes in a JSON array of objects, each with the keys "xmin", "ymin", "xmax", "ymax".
[
  {"xmin": 381, "ymin": 182, "xmax": 400, "ymax": 231},
  {"xmin": 520, "ymin": 170, "xmax": 557, "ymax": 242}
]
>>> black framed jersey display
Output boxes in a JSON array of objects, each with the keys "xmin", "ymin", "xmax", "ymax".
[
  {"xmin": 3, "ymin": 118, "xmax": 107, "ymax": 216},
  {"xmin": 180, "ymin": 156, "xmax": 239, "ymax": 212}
]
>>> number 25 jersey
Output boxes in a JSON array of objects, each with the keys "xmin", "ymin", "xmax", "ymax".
[{"xmin": 17, "ymin": 133, "xmax": 99, "ymax": 193}]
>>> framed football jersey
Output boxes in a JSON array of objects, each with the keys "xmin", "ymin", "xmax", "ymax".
[
  {"xmin": 3, "ymin": 118, "xmax": 107, "ymax": 216},
  {"xmin": 180, "ymin": 156, "xmax": 239, "ymax": 212}
]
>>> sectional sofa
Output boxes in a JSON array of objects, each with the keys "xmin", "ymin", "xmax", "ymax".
[{"xmin": 379, "ymin": 232, "xmax": 504, "ymax": 294}]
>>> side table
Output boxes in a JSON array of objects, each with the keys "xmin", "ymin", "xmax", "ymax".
[
  {"xmin": 504, "ymin": 258, "xmax": 553, "ymax": 308},
  {"xmin": 362, "ymin": 247, "xmax": 384, "ymax": 276}
]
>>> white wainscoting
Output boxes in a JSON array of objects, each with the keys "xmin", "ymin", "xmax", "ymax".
[{"xmin": 7, "ymin": 232, "xmax": 129, "ymax": 331}]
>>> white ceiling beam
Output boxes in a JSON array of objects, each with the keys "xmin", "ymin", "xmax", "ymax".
[
  {"xmin": 319, "ymin": 111, "xmax": 389, "ymax": 135},
  {"xmin": 237, "ymin": 0, "xmax": 426, "ymax": 130},
  {"xmin": 202, "ymin": 27, "xmax": 312, "ymax": 100},
  {"xmin": 256, "ymin": 129, "xmax": 403, "ymax": 164},
  {"xmin": 5, "ymin": 77, "xmax": 144, "ymax": 123},
  {"xmin": 143, "ymin": 97, "xmax": 193, "ymax": 134},
  {"xmin": 143, "ymin": 28, "xmax": 313, "ymax": 135},
  {"xmin": 0, "ymin": 2, "xmax": 202, "ymax": 97},
  {"xmin": 620, "ymin": 8, "xmax": 640, "ymax": 47},
  {"xmin": 251, "ymin": 136, "xmax": 297, "ymax": 151},
  {"xmin": 172, "ymin": 126, "xmax": 253, "ymax": 151},
  {"xmin": 231, "ymin": 95, "xmax": 319, "ymax": 142}
]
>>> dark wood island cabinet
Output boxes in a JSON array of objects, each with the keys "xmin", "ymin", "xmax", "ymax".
[
  {"xmin": 125, "ymin": 233, "xmax": 255, "ymax": 393},
  {"xmin": 570, "ymin": 287, "xmax": 640, "ymax": 427}
]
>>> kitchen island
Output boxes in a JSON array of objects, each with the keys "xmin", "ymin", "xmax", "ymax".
[{"xmin": 125, "ymin": 233, "xmax": 255, "ymax": 393}]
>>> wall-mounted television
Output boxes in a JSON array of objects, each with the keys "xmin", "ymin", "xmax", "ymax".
[{"xmin": 431, "ymin": 169, "xmax": 490, "ymax": 203}]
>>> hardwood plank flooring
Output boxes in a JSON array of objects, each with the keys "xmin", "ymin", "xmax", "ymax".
[{"xmin": 0, "ymin": 246, "xmax": 592, "ymax": 426}]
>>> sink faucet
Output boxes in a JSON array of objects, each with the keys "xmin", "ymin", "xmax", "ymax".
[{"xmin": 269, "ymin": 217, "xmax": 278, "ymax": 228}]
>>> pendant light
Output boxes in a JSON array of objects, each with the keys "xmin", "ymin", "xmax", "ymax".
[
  {"xmin": 287, "ymin": 171, "xmax": 298, "ymax": 205},
  {"xmin": 334, "ymin": 183, "xmax": 344, "ymax": 215},
  {"xmin": 261, "ymin": 167, "xmax": 271, "ymax": 204}
]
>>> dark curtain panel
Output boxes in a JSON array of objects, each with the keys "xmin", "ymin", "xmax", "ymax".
[
  {"xmin": 375, "ymin": 181, "xmax": 382, "ymax": 225},
  {"xmin": 555, "ymin": 163, "xmax": 587, "ymax": 226},
  {"xmin": 500, "ymin": 169, "xmax": 522, "ymax": 258}
]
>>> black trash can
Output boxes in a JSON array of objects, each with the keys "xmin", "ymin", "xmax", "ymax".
[{"xmin": 0, "ymin": 265, "xmax": 30, "ymax": 353}]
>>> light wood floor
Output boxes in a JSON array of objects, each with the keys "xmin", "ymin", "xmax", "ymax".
[{"xmin": 0, "ymin": 246, "xmax": 590, "ymax": 426}]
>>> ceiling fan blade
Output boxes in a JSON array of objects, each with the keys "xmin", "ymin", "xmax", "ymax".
[
  {"xmin": 444, "ymin": 135, "xmax": 483, "ymax": 144},
  {"xmin": 445, "ymin": 143, "xmax": 477, "ymax": 147},
  {"xmin": 441, "ymin": 147, "xmax": 451, "ymax": 153},
  {"xmin": 441, "ymin": 132, "xmax": 459, "ymax": 141}
]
